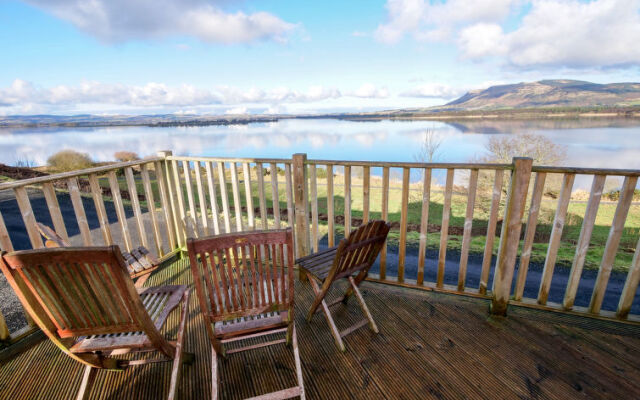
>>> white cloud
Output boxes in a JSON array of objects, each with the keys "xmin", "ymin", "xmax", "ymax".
[
  {"xmin": 0, "ymin": 79, "xmax": 221, "ymax": 108},
  {"xmin": 375, "ymin": 0, "xmax": 640, "ymax": 70},
  {"xmin": 502, "ymin": 0, "xmax": 640, "ymax": 68},
  {"xmin": 225, "ymin": 106, "xmax": 248, "ymax": 115},
  {"xmin": 374, "ymin": 0, "xmax": 516, "ymax": 44},
  {"xmin": 350, "ymin": 83, "xmax": 390, "ymax": 98},
  {"xmin": 0, "ymin": 80, "xmax": 395, "ymax": 114},
  {"xmin": 400, "ymin": 83, "xmax": 464, "ymax": 99},
  {"xmin": 25, "ymin": 0, "xmax": 297, "ymax": 44}
]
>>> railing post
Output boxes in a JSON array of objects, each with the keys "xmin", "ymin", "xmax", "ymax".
[
  {"xmin": 491, "ymin": 157, "xmax": 533, "ymax": 316},
  {"xmin": 157, "ymin": 150, "xmax": 179, "ymax": 250},
  {"xmin": 292, "ymin": 154, "xmax": 310, "ymax": 276}
]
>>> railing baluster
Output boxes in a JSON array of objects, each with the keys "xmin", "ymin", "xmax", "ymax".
[
  {"xmin": 417, "ymin": 168, "xmax": 431, "ymax": 286},
  {"xmin": 154, "ymin": 159, "xmax": 176, "ymax": 250},
  {"xmin": 310, "ymin": 164, "xmax": 319, "ymax": 253},
  {"xmin": 182, "ymin": 161, "xmax": 198, "ymax": 235},
  {"xmin": 42, "ymin": 182, "xmax": 68, "ymax": 241},
  {"xmin": 243, "ymin": 162, "xmax": 255, "ymax": 230},
  {"xmin": 124, "ymin": 167, "xmax": 147, "ymax": 248},
  {"xmin": 67, "ymin": 177, "xmax": 93, "ymax": 246},
  {"xmin": 140, "ymin": 164, "xmax": 163, "ymax": 256},
  {"xmin": 563, "ymin": 174, "xmax": 605, "ymax": 310},
  {"xmin": 618, "ymin": 235, "xmax": 640, "ymax": 319},
  {"xmin": 398, "ymin": 167, "xmax": 410, "ymax": 283},
  {"xmin": 491, "ymin": 158, "xmax": 533, "ymax": 315},
  {"xmin": 257, "ymin": 163, "xmax": 268, "ymax": 230},
  {"xmin": 292, "ymin": 154, "xmax": 310, "ymax": 261},
  {"xmin": 161, "ymin": 156, "xmax": 181, "ymax": 248},
  {"xmin": 108, "ymin": 170, "xmax": 132, "ymax": 252},
  {"xmin": 327, "ymin": 164, "xmax": 335, "ymax": 247},
  {"xmin": 204, "ymin": 161, "xmax": 221, "ymax": 235},
  {"xmin": 285, "ymin": 163, "xmax": 294, "ymax": 233},
  {"xmin": 13, "ymin": 187, "xmax": 44, "ymax": 249},
  {"xmin": 270, "ymin": 163, "xmax": 281, "ymax": 229},
  {"xmin": 437, "ymin": 169, "xmax": 454, "ymax": 288},
  {"xmin": 217, "ymin": 162, "xmax": 232, "ymax": 233},
  {"xmin": 590, "ymin": 175, "xmax": 638, "ymax": 314},
  {"xmin": 230, "ymin": 162, "xmax": 243, "ymax": 232},
  {"xmin": 538, "ymin": 173, "xmax": 575, "ymax": 305},
  {"xmin": 479, "ymin": 169, "xmax": 503, "ymax": 295},
  {"xmin": 363, "ymin": 166, "xmax": 370, "ymax": 224},
  {"xmin": 380, "ymin": 166, "xmax": 389, "ymax": 280},
  {"xmin": 171, "ymin": 160, "xmax": 187, "ymax": 245},
  {"xmin": 88, "ymin": 174, "xmax": 113, "ymax": 246},
  {"xmin": 0, "ymin": 209, "xmax": 14, "ymax": 251},
  {"xmin": 514, "ymin": 172, "xmax": 546, "ymax": 300},
  {"xmin": 344, "ymin": 165, "xmax": 351, "ymax": 235},
  {"xmin": 193, "ymin": 162, "xmax": 210, "ymax": 237},
  {"xmin": 458, "ymin": 169, "xmax": 478, "ymax": 291}
]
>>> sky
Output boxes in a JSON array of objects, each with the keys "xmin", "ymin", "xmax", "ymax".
[{"xmin": 0, "ymin": 0, "xmax": 639, "ymax": 116}]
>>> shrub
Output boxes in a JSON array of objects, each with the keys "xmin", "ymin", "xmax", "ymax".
[
  {"xmin": 114, "ymin": 151, "xmax": 140, "ymax": 162},
  {"xmin": 47, "ymin": 150, "xmax": 93, "ymax": 172}
]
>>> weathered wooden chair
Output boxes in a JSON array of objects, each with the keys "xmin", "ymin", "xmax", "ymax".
[
  {"xmin": 296, "ymin": 220, "xmax": 390, "ymax": 352},
  {"xmin": 37, "ymin": 222, "xmax": 159, "ymax": 287},
  {"xmin": 186, "ymin": 229, "xmax": 305, "ymax": 400},
  {"xmin": 0, "ymin": 246, "xmax": 192, "ymax": 400}
]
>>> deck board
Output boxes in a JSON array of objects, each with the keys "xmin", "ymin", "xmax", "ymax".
[{"xmin": 1, "ymin": 257, "xmax": 639, "ymax": 400}]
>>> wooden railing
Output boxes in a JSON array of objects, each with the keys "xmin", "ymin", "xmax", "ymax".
[
  {"xmin": 0, "ymin": 155, "xmax": 177, "ymax": 343},
  {"xmin": 1, "ymin": 151, "xmax": 639, "ymax": 346}
]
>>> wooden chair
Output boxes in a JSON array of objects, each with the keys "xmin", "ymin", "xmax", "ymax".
[
  {"xmin": 0, "ymin": 246, "xmax": 193, "ymax": 400},
  {"xmin": 186, "ymin": 229, "xmax": 305, "ymax": 400},
  {"xmin": 37, "ymin": 222, "xmax": 160, "ymax": 287},
  {"xmin": 296, "ymin": 220, "xmax": 390, "ymax": 352}
]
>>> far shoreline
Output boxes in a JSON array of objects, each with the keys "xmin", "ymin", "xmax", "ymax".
[{"xmin": 2, "ymin": 105, "xmax": 640, "ymax": 129}]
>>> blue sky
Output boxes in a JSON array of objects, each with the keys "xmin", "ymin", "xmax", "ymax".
[{"xmin": 0, "ymin": 0, "xmax": 639, "ymax": 115}]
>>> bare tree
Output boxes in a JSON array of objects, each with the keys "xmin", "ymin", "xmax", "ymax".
[
  {"xmin": 413, "ymin": 129, "xmax": 443, "ymax": 163},
  {"xmin": 482, "ymin": 133, "xmax": 566, "ymax": 165}
]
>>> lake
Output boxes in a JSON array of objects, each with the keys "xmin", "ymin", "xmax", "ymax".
[{"xmin": 2, "ymin": 117, "xmax": 640, "ymax": 173}]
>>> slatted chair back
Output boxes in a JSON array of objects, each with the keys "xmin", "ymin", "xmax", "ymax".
[
  {"xmin": 187, "ymin": 229, "xmax": 295, "ymax": 324},
  {"xmin": 325, "ymin": 220, "xmax": 390, "ymax": 286},
  {"xmin": 0, "ymin": 247, "xmax": 166, "ymax": 353}
]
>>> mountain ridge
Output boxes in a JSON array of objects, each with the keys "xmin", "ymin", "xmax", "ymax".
[{"xmin": 439, "ymin": 79, "xmax": 640, "ymax": 110}]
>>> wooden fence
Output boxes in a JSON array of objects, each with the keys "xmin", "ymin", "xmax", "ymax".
[{"xmin": 1, "ymin": 151, "xmax": 639, "ymax": 346}]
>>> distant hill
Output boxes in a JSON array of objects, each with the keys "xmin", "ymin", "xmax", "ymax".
[{"xmin": 439, "ymin": 80, "xmax": 640, "ymax": 110}]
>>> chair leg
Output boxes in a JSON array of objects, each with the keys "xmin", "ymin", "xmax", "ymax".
[
  {"xmin": 305, "ymin": 273, "xmax": 325, "ymax": 320},
  {"xmin": 348, "ymin": 276, "xmax": 379, "ymax": 333},
  {"xmin": 168, "ymin": 290, "xmax": 191, "ymax": 400},
  {"xmin": 211, "ymin": 346, "xmax": 219, "ymax": 400},
  {"xmin": 292, "ymin": 325, "xmax": 306, "ymax": 400},
  {"xmin": 308, "ymin": 277, "xmax": 345, "ymax": 352},
  {"xmin": 342, "ymin": 270, "xmax": 368, "ymax": 304},
  {"xmin": 76, "ymin": 365, "xmax": 97, "ymax": 400}
]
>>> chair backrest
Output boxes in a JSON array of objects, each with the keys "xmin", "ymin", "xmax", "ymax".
[
  {"xmin": 187, "ymin": 229, "xmax": 295, "ymax": 323},
  {"xmin": 0, "ymin": 246, "xmax": 157, "ymax": 340},
  {"xmin": 327, "ymin": 220, "xmax": 391, "ymax": 284}
]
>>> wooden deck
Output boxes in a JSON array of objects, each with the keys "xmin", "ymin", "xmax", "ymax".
[{"xmin": 1, "ymin": 257, "xmax": 640, "ymax": 399}]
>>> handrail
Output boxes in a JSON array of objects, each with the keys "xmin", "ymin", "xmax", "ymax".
[
  {"xmin": 0, "ymin": 157, "xmax": 163, "ymax": 191},
  {"xmin": 166, "ymin": 155, "xmax": 291, "ymax": 164},
  {"xmin": 533, "ymin": 165, "xmax": 640, "ymax": 176},
  {"xmin": 305, "ymin": 159, "xmax": 513, "ymax": 169}
]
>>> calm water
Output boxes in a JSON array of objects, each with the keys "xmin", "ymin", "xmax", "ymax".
[{"xmin": 2, "ymin": 117, "xmax": 640, "ymax": 173}]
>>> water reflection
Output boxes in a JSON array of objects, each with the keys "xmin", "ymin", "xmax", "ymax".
[{"xmin": 1, "ymin": 118, "xmax": 640, "ymax": 178}]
